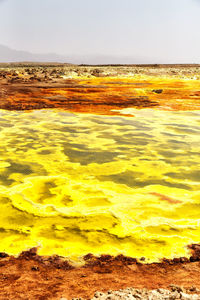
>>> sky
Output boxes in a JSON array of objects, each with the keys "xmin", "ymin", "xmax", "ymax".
[{"xmin": 0, "ymin": 0, "xmax": 200, "ymax": 63}]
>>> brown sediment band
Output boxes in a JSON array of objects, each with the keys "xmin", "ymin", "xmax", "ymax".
[
  {"xmin": 1, "ymin": 244, "xmax": 200, "ymax": 269},
  {"xmin": 1, "ymin": 245, "xmax": 200, "ymax": 299},
  {"xmin": 0, "ymin": 72, "xmax": 200, "ymax": 115},
  {"xmin": 0, "ymin": 82, "xmax": 158, "ymax": 114}
]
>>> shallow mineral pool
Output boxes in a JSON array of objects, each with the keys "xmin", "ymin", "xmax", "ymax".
[{"xmin": 0, "ymin": 108, "xmax": 200, "ymax": 263}]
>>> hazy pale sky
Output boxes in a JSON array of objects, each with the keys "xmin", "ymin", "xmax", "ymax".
[{"xmin": 0, "ymin": 0, "xmax": 200, "ymax": 63}]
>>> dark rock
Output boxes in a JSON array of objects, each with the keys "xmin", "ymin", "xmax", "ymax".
[
  {"xmin": 92, "ymin": 68, "xmax": 102, "ymax": 77},
  {"xmin": 140, "ymin": 257, "xmax": 146, "ymax": 261},
  {"xmin": 31, "ymin": 266, "xmax": 39, "ymax": 271},
  {"xmin": 152, "ymin": 89, "xmax": 163, "ymax": 94},
  {"xmin": 0, "ymin": 252, "xmax": 9, "ymax": 258}
]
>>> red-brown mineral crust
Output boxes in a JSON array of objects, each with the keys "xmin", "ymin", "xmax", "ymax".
[{"xmin": 0, "ymin": 246, "xmax": 200, "ymax": 299}]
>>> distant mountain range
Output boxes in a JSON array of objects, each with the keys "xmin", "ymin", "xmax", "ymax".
[
  {"xmin": 0, "ymin": 44, "xmax": 69, "ymax": 63},
  {"xmin": 0, "ymin": 44, "xmax": 152, "ymax": 65}
]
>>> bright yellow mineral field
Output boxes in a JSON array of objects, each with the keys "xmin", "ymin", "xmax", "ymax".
[{"xmin": 0, "ymin": 107, "xmax": 200, "ymax": 263}]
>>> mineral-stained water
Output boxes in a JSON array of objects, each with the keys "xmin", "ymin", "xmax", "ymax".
[{"xmin": 0, "ymin": 108, "xmax": 200, "ymax": 262}]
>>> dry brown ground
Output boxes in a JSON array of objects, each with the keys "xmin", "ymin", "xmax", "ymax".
[
  {"xmin": 0, "ymin": 245, "xmax": 200, "ymax": 299},
  {"xmin": 0, "ymin": 66, "xmax": 200, "ymax": 114}
]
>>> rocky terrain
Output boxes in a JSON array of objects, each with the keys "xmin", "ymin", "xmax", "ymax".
[
  {"xmin": 0, "ymin": 246, "xmax": 200, "ymax": 299},
  {"xmin": 91, "ymin": 287, "xmax": 200, "ymax": 300},
  {"xmin": 0, "ymin": 64, "xmax": 200, "ymax": 84},
  {"xmin": 0, "ymin": 64, "xmax": 200, "ymax": 114}
]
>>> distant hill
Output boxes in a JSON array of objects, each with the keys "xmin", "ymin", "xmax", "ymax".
[
  {"xmin": 0, "ymin": 44, "xmax": 153, "ymax": 65},
  {"xmin": 3, "ymin": 44, "xmax": 197, "ymax": 66},
  {"xmin": 0, "ymin": 44, "xmax": 68, "ymax": 63}
]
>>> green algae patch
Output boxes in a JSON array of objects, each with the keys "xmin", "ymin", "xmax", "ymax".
[{"xmin": 0, "ymin": 108, "xmax": 200, "ymax": 262}]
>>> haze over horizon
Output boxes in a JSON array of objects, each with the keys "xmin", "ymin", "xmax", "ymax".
[{"xmin": 0, "ymin": 0, "xmax": 200, "ymax": 64}]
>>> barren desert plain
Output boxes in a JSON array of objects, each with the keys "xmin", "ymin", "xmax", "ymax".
[{"xmin": 0, "ymin": 64, "xmax": 200, "ymax": 299}]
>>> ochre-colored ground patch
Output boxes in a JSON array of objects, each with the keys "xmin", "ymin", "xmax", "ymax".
[
  {"xmin": 1, "ymin": 76, "xmax": 200, "ymax": 114},
  {"xmin": 1, "ymin": 246, "xmax": 200, "ymax": 299}
]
